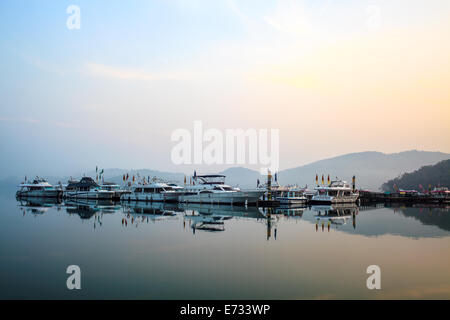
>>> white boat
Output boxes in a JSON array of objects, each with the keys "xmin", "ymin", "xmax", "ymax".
[
  {"xmin": 16, "ymin": 177, "xmax": 62, "ymax": 198},
  {"xmin": 120, "ymin": 182, "xmax": 182, "ymax": 202},
  {"xmin": 99, "ymin": 182, "xmax": 131, "ymax": 199},
  {"xmin": 178, "ymin": 174, "xmax": 265, "ymax": 205},
  {"xmin": 276, "ymin": 187, "xmax": 307, "ymax": 204},
  {"xmin": 64, "ymin": 177, "xmax": 114, "ymax": 200},
  {"xmin": 310, "ymin": 179, "xmax": 359, "ymax": 204}
]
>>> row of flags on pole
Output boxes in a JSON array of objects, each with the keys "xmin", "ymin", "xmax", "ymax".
[
  {"xmin": 183, "ymin": 175, "xmax": 197, "ymax": 186},
  {"xmin": 95, "ymin": 166, "xmax": 105, "ymax": 183},
  {"xmin": 315, "ymin": 174, "xmax": 331, "ymax": 185},
  {"xmin": 122, "ymin": 174, "xmax": 154, "ymax": 184}
]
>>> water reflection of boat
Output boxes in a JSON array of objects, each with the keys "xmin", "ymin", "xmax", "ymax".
[
  {"xmin": 184, "ymin": 214, "xmax": 229, "ymax": 232},
  {"xmin": 179, "ymin": 203, "xmax": 266, "ymax": 219},
  {"xmin": 121, "ymin": 201, "xmax": 180, "ymax": 221},
  {"xmin": 18, "ymin": 197, "xmax": 62, "ymax": 215},
  {"xmin": 274, "ymin": 205, "xmax": 305, "ymax": 218},
  {"xmin": 311, "ymin": 204, "xmax": 358, "ymax": 227},
  {"xmin": 65, "ymin": 199, "xmax": 120, "ymax": 219},
  {"xmin": 181, "ymin": 203, "xmax": 272, "ymax": 236}
]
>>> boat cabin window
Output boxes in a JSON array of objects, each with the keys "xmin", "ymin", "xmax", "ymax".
[
  {"xmin": 135, "ymin": 188, "xmax": 142, "ymax": 193},
  {"xmin": 143, "ymin": 187, "xmax": 165, "ymax": 193}
]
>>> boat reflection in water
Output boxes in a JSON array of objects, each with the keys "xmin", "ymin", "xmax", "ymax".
[
  {"xmin": 65, "ymin": 199, "xmax": 120, "ymax": 218},
  {"xmin": 17, "ymin": 197, "xmax": 62, "ymax": 216},
  {"xmin": 182, "ymin": 203, "xmax": 265, "ymax": 234},
  {"xmin": 180, "ymin": 203, "xmax": 280, "ymax": 239},
  {"xmin": 121, "ymin": 201, "xmax": 181, "ymax": 223},
  {"xmin": 311, "ymin": 204, "xmax": 358, "ymax": 231},
  {"xmin": 65, "ymin": 199, "xmax": 121, "ymax": 229},
  {"xmin": 12, "ymin": 197, "xmax": 450, "ymax": 239},
  {"xmin": 181, "ymin": 204, "xmax": 239, "ymax": 233},
  {"xmin": 273, "ymin": 204, "xmax": 306, "ymax": 220}
]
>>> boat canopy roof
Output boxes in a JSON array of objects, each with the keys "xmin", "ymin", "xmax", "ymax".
[
  {"xmin": 66, "ymin": 177, "xmax": 99, "ymax": 189},
  {"xmin": 316, "ymin": 180, "xmax": 351, "ymax": 190},
  {"xmin": 19, "ymin": 177, "xmax": 53, "ymax": 187},
  {"xmin": 193, "ymin": 175, "xmax": 226, "ymax": 185},
  {"xmin": 101, "ymin": 182, "xmax": 119, "ymax": 186},
  {"xmin": 195, "ymin": 174, "xmax": 225, "ymax": 178},
  {"xmin": 133, "ymin": 182, "xmax": 171, "ymax": 188}
]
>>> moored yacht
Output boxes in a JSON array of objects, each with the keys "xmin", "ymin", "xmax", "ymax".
[
  {"xmin": 276, "ymin": 186, "xmax": 307, "ymax": 204},
  {"xmin": 120, "ymin": 181, "xmax": 182, "ymax": 202},
  {"xmin": 100, "ymin": 182, "xmax": 131, "ymax": 200},
  {"xmin": 64, "ymin": 177, "xmax": 114, "ymax": 200},
  {"xmin": 178, "ymin": 174, "xmax": 265, "ymax": 205},
  {"xmin": 16, "ymin": 177, "xmax": 63, "ymax": 198},
  {"xmin": 310, "ymin": 179, "xmax": 359, "ymax": 204}
]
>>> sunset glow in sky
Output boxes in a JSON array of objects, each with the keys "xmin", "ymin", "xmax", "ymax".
[{"xmin": 0, "ymin": 0, "xmax": 449, "ymax": 177}]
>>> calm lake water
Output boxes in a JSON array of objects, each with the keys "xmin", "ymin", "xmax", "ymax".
[{"xmin": 1, "ymin": 188, "xmax": 449, "ymax": 300}]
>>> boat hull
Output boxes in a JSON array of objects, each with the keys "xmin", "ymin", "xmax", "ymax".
[
  {"xmin": 310, "ymin": 194, "xmax": 359, "ymax": 204},
  {"xmin": 120, "ymin": 192, "xmax": 180, "ymax": 202},
  {"xmin": 276, "ymin": 197, "xmax": 307, "ymax": 205},
  {"xmin": 178, "ymin": 191, "xmax": 264, "ymax": 205},
  {"xmin": 63, "ymin": 191, "xmax": 114, "ymax": 200},
  {"xmin": 16, "ymin": 189, "xmax": 62, "ymax": 198}
]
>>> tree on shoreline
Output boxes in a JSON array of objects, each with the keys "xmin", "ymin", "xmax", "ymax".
[{"xmin": 382, "ymin": 159, "xmax": 450, "ymax": 192}]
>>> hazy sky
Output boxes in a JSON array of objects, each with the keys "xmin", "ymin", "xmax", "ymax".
[{"xmin": 1, "ymin": 0, "xmax": 449, "ymax": 178}]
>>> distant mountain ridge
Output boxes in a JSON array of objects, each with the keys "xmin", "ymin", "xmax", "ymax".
[
  {"xmin": 381, "ymin": 159, "xmax": 450, "ymax": 192},
  {"xmin": 0, "ymin": 150, "xmax": 448, "ymax": 191},
  {"xmin": 277, "ymin": 150, "xmax": 450, "ymax": 191}
]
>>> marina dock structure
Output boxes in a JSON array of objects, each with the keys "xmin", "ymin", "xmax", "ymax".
[
  {"xmin": 15, "ymin": 170, "xmax": 449, "ymax": 207},
  {"xmin": 358, "ymin": 190, "xmax": 450, "ymax": 204}
]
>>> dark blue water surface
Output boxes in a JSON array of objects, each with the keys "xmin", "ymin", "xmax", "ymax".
[{"xmin": 1, "ymin": 189, "xmax": 449, "ymax": 299}]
